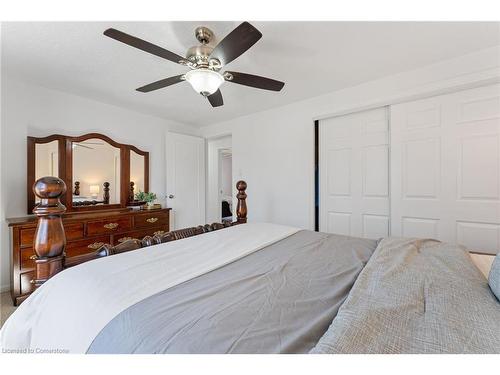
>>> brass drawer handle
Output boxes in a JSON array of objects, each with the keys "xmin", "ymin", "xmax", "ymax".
[
  {"xmin": 118, "ymin": 236, "xmax": 134, "ymax": 243},
  {"xmin": 146, "ymin": 217, "xmax": 158, "ymax": 224},
  {"xmin": 153, "ymin": 230, "xmax": 166, "ymax": 236},
  {"xmin": 103, "ymin": 223, "xmax": 119, "ymax": 230},
  {"xmin": 29, "ymin": 255, "xmax": 38, "ymax": 260},
  {"xmin": 88, "ymin": 242, "xmax": 105, "ymax": 250}
]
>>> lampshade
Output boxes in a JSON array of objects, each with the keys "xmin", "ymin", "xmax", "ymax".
[
  {"xmin": 89, "ymin": 185, "xmax": 100, "ymax": 198},
  {"xmin": 185, "ymin": 69, "xmax": 224, "ymax": 96}
]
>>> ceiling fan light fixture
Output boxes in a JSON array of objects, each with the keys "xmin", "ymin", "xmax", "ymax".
[{"xmin": 185, "ymin": 68, "xmax": 224, "ymax": 96}]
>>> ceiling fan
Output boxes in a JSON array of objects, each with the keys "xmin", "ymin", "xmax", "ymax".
[{"xmin": 103, "ymin": 22, "xmax": 285, "ymax": 107}]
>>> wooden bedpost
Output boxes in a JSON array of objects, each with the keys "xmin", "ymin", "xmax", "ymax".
[
  {"xmin": 236, "ymin": 180, "xmax": 247, "ymax": 223},
  {"xmin": 73, "ymin": 181, "xmax": 80, "ymax": 196},
  {"xmin": 103, "ymin": 181, "xmax": 110, "ymax": 204},
  {"xmin": 32, "ymin": 176, "xmax": 67, "ymax": 287},
  {"xmin": 129, "ymin": 181, "xmax": 135, "ymax": 202}
]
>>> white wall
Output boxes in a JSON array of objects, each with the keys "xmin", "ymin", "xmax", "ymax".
[
  {"xmin": 0, "ymin": 77, "xmax": 199, "ymax": 292},
  {"xmin": 200, "ymin": 46, "xmax": 500, "ymax": 230}
]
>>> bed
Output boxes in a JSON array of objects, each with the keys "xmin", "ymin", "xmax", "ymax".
[{"xmin": 1, "ymin": 178, "xmax": 499, "ymax": 354}]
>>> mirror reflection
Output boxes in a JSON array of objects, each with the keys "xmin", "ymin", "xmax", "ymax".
[
  {"xmin": 35, "ymin": 141, "xmax": 59, "ymax": 203},
  {"xmin": 130, "ymin": 150, "xmax": 145, "ymax": 201},
  {"xmin": 72, "ymin": 138, "xmax": 121, "ymax": 206}
]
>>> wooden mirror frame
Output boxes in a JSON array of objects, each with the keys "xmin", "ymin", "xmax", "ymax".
[{"xmin": 27, "ymin": 133, "xmax": 149, "ymax": 214}]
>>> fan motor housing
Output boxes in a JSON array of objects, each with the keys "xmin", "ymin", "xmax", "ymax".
[
  {"xmin": 186, "ymin": 45, "xmax": 221, "ymax": 70},
  {"xmin": 186, "ymin": 45, "xmax": 212, "ymax": 60}
]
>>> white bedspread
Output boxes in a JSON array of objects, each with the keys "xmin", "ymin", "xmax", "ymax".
[{"xmin": 1, "ymin": 223, "xmax": 299, "ymax": 353}]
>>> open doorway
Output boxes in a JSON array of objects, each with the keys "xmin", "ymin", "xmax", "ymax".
[
  {"xmin": 206, "ymin": 135, "xmax": 232, "ymax": 223},
  {"xmin": 219, "ymin": 149, "xmax": 233, "ymax": 223}
]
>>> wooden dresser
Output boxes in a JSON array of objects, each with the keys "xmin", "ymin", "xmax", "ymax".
[{"xmin": 7, "ymin": 207, "xmax": 171, "ymax": 305}]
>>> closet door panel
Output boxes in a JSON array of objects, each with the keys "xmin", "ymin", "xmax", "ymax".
[
  {"xmin": 390, "ymin": 95, "xmax": 445, "ymax": 240},
  {"xmin": 320, "ymin": 107, "xmax": 389, "ymax": 239},
  {"xmin": 391, "ymin": 84, "xmax": 500, "ymax": 254}
]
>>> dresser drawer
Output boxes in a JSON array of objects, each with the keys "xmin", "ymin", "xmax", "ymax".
[
  {"xmin": 134, "ymin": 212, "xmax": 169, "ymax": 229},
  {"xmin": 20, "ymin": 228, "xmax": 36, "ymax": 248},
  {"xmin": 65, "ymin": 236, "xmax": 111, "ymax": 258},
  {"xmin": 113, "ymin": 228, "xmax": 168, "ymax": 244},
  {"xmin": 19, "ymin": 235, "xmax": 111, "ymax": 270},
  {"xmin": 65, "ymin": 223, "xmax": 86, "ymax": 241},
  {"xmin": 87, "ymin": 217, "xmax": 132, "ymax": 236},
  {"xmin": 20, "ymin": 271, "xmax": 36, "ymax": 295},
  {"xmin": 20, "ymin": 248, "xmax": 36, "ymax": 271},
  {"xmin": 20, "ymin": 222, "xmax": 84, "ymax": 248}
]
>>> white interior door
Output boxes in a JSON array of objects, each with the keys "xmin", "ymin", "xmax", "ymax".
[
  {"xmin": 319, "ymin": 107, "xmax": 389, "ymax": 238},
  {"xmin": 390, "ymin": 84, "xmax": 500, "ymax": 255},
  {"xmin": 166, "ymin": 132, "xmax": 205, "ymax": 230}
]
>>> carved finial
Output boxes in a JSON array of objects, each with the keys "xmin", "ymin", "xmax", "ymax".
[
  {"xmin": 236, "ymin": 180, "xmax": 247, "ymax": 223},
  {"xmin": 103, "ymin": 182, "xmax": 110, "ymax": 204},
  {"xmin": 33, "ymin": 176, "xmax": 67, "ymax": 224},
  {"xmin": 32, "ymin": 176, "xmax": 67, "ymax": 287}
]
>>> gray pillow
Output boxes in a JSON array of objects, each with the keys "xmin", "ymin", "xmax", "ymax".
[{"xmin": 489, "ymin": 254, "xmax": 500, "ymax": 301}]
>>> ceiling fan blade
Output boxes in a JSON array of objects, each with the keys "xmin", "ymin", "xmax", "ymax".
[
  {"xmin": 74, "ymin": 144, "xmax": 94, "ymax": 150},
  {"xmin": 210, "ymin": 22, "xmax": 262, "ymax": 66},
  {"xmin": 136, "ymin": 75, "xmax": 185, "ymax": 93},
  {"xmin": 207, "ymin": 89, "xmax": 224, "ymax": 107},
  {"xmin": 104, "ymin": 28, "xmax": 186, "ymax": 65},
  {"xmin": 225, "ymin": 71, "xmax": 284, "ymax": 91}
]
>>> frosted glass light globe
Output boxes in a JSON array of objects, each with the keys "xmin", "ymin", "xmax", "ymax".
[{"xmin": 185, "ymin": 69, "xmax": 224, "ymax": 96}]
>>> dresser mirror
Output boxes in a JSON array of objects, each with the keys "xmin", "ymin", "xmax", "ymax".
[
  {"xmin": 72, "ymin": 138, "xmax": 121, "ymax": 206},
  {"xmin": 34, "ymin": 140, "xmax": 59, "ymax": 204},
  {"xmin": 129, "ymin": 148, "xmax": 148, "ymax": 201},
  {"xmin": 27, "ymin": 133, "xmax": 149, "ymax": 213}
]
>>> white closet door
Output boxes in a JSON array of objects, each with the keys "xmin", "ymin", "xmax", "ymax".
[
  {"xmin": 391, "ymin": 84, "xmax": 500, "ymax": 254},
  {"xmin": 319, "ymin": 107, "xmax": 389, "ymax": 238}
]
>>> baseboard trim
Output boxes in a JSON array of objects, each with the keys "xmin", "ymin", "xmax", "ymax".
[{"xmin": 0, "ymin": 284, "xmax": 10, "ymax": 293}]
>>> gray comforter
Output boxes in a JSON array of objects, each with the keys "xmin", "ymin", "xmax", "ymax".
[
  {"xmin": 88, "ymin": 230, "xmax": 377, "ymax": 353},
  {"xmin": 311, "ymin": 238, "xmax": 500, "ymax": 354}
]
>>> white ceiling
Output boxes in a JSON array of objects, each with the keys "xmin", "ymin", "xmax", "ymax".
[{"xmin": 2, "ymin": 22, "xmax": 499, "ymax": 127}]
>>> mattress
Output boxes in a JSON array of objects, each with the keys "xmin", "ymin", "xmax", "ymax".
[{"xmin": 88, "ymin": 230, "xmax": 376, "ymax": 353}]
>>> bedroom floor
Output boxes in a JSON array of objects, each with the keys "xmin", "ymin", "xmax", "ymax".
[{"xmin": 1, "ymin": 292, "xmax": 16, "ymax": 328}]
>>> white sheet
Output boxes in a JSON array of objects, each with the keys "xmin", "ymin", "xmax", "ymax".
[{"xmin": 1, "ymin": 223, "xmax": 299, "ymax": 353}]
